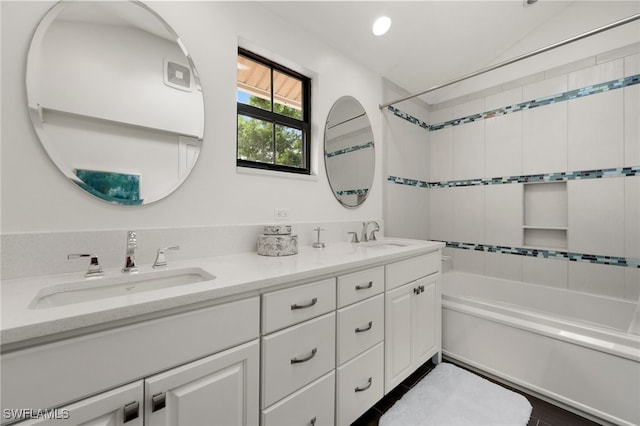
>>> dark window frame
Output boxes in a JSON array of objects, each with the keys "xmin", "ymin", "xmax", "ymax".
[{"xmin": 237, "ymin": 48, "xmax": 311, "ymax": 175}]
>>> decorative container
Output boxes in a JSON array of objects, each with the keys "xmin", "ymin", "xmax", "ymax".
[
  {"xmin": 257, "ymin": 234, "xmax": 298, "ymax": 256},
  {"xmin": 263, "ymin": 225, "xmax": 292, "ymax": 235}
]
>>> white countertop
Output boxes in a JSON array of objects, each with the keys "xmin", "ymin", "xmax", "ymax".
[{"xmin": 1, "ymin": 238, "xmax": 443, "ymax": 348}]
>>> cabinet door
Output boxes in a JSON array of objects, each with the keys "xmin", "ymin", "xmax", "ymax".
[
  {"xmin": 412, "ymin": 275, "xmax": 437, "ymax": 366},
  {"xmin": 384, "ymin": 283, "xmax": 414, "ymax": 394},
  {"xmin": 144, "ymin": 340, "xmax": 259, "ymax": 426},
  {"xmin": 17, "ymin": 381, "xmax": 143, "ymax": 426}
]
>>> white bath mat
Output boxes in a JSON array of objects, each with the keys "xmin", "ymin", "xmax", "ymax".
[{"xmin": 379, "ymin": 363, "xmax": 532, "ymax": 426}]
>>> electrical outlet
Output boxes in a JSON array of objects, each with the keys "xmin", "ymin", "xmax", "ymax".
[{"xmin": 274, "ymin": 208, "xmax": 289, "ymax": 220}]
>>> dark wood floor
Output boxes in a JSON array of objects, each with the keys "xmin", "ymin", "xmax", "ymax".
[{"xmin": 351, "ymin": 359, "xmax": 602, "ymax": 426}]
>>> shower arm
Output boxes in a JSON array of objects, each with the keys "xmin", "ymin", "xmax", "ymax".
[{"xmin": 378, "ymin": 13, "xmax": 640, "ymax": 109}]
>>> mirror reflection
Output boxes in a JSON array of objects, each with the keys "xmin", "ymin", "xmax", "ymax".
[
  {"xmin": 324, "ymin": 96, "xmax": 375, "ymax": 208},
  {"xmin": 26, "ymin": 1, "xmax": 204, "ymax": 205}
]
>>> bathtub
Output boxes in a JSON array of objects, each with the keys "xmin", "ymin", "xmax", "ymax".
[{"xmin": 441, "ymin": 271, "xmax": 640, "ymax": 426}]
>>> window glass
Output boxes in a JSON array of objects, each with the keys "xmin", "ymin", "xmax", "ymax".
[{"xmin": 236, "ymin": 49, "xmax": 310, "ymax": 174}]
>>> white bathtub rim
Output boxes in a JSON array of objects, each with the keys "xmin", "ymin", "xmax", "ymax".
[
  {"xmin": 443, "ymin": 352, "xmax": 634, "ymax": 426},
  {"xmin": 443, "ymin": 297, "xmax": 640, "ymax": 362}
]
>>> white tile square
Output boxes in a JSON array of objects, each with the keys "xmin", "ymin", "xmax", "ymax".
[
  {"xmin": 431, "ymin": 106, "xmax": 453, "ymax": 125},
  {"xmin": 624, "ymin": 84, "xmax": 639, "ymax": 167},
  {"xmin": 522, "ymin": 102, "xmax": 568, "ymax": 174},
  {"xmin": 568, "ymin": 91, "xmax": 624, "ymax": 171},
  {"xmin": 453, "ymin": 98, "xmax": 484, "ymax": 118},
  {"xmin": 430, "ymin": 187, "xmax": 454, "ymax": 242},
  {"xmin": 625, "ymin": 176, "xmax": 640, "ymax": 259},
  {"xmin": 485, "ymin": 113, "xmax": 522, "ymax": 178},
  {"xmin": 568, "ymin": 262, "xmax": 625, "ymax": 298},
  {"xmin": 385, "ymin": 184, "xmax": 430, "ymax": 240},
  {"xmin": 385, "ymin": 116, "xmax": 430, "ymax": 181},
  {"xmin": 567, "ymin": 59, "xmax": 624, "ymax": 90},
  {"xmin": 453, "ymin": 186, "xmax": 484, "ymax": 244},
  {"xmin": 568, "ymin": 178, "xmax": 625, "ymax": 257},
  {"xmin": 484, "ymin": 184, "xmax": 523, "ymax": 247},
  {"xmin": 522, "ymin": 257, "xmax": 568, "ymax": 288},
  {"xmin": 625, "ymin": 268, "xmax": 640, "ymax": 301},
  {"xmin": 453, "ymin": 121, "xmax": 485, "ymax": 180},
  {"xmin": 522, "ymin": 75, "xmax": 567, "ymax": 101},
  {"xmin": 484, "ymin": 252, "xmax": 522, "ymax": 281},
  {"xmin": 485, "ymin": 87, "xmax": 522, "ymax": 111},
  {"xmin": 452, "ymin": 248, "xmax": 485, "ymax": 274},
  {"xmin": 430, "ymin": 128, "xmax": 453, "ymax": 182}
]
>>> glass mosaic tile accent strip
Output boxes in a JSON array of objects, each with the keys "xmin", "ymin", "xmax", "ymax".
[
  {"xmin": 387, "ymin": 74, "xmax": 640, "ymax": 132},
  {"xmin": 325, "ymin": 141, "xmax": 374, "ymax": 158},
  {"xmin": 444, "ymin": 241, "xmax": 640, "ymax": 268},
  {"xmin": 388, "ymin": 166, "xmax": 639, "ymax": 189},
  {"xmin": 335, "ymin": 188, "xmax": 369, "ymax": 196}
]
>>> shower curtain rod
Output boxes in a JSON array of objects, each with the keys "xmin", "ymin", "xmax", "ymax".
[{"xmin": 379, "ymin": 13, "xmax": 640, "ymax": 109}]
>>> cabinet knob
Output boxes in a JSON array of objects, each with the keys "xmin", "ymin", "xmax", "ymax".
[
  {"xmin": 151, "ymin": 393, "xmax": 166, "ymax": 412},
  {"xmin": 123, "ymin": 401, "xmax": 139, "ymax": 423},
  {"xmin": 310, "ymin": 416, "xmax": 317, "ymax": 426}
]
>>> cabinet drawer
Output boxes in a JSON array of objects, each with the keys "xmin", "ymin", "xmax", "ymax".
[
  {"xmin": 337, "ymin": 266, "xmax": 384, "ymax": 308},
  {"xmin": 337, "ymin": 294, "xmax": 384, "ymax": 365},
  {"xmin": 336, "ymin": 342, "xmax": 384, "ymax": 426},
  {"xmin": 262, "ymin": 312, "xmax": 336, "ymax": 407},
  {"xmin": 386, "ymin": 251, "xmax": 440, "ymax": 290},
  {"xmin": 262, "ymin": 371, "xmax": 335, "ymax": 426},
  {"xmin": 262, "ymin": 278, "xmax": 336, "ymax": 333}
]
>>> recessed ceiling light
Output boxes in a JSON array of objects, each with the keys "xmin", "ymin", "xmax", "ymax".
[{"xmin": 372, "ymin": 16, "xmax": 391, "ymax": 36}]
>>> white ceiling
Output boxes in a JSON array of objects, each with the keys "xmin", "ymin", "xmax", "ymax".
[{"xmin": 262, "ymin": 1, "xmax": 640, "ymax": 106}]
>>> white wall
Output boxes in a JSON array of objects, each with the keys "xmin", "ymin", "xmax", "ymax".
[{"xmin": 1, "ymin": 1, "xmax": 383, "ymax": 234}]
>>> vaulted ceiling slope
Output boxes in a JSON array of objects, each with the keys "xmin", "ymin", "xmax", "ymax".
[{"xmin": 262, "ymin": 1, "xmax": 640, "ymax": 106}]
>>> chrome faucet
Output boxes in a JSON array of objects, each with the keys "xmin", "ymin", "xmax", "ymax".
[
  {"xmin": 361, "ymin": 221, "xmax": 380, "ymax": 242},
  {"xmin": 68, "ymin": 253, "xmax": 103, "ymax": 278},
  {"xmin": 122, "ymin": 231, "xmax": 138, "ymax": 273}
]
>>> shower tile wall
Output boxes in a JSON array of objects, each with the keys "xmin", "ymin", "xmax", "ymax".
[{"xmin": 385, "ymin": 44, "xmax": 640, "ymax": 301}]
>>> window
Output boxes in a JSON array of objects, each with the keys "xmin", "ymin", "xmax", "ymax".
[{"xmin": 237, "ymin": 48, "xmax": 311, "ymax": 174}]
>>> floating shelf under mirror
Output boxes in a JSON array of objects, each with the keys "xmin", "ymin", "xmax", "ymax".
[{"xmin": 523, "ymin": 182, "xmax": 568, "ymax": 250}]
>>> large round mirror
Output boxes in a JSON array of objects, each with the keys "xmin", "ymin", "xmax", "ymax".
[
  {"xmin": 324, "ymin": 96, "xmax": 375, "ymax": 208},
  {"xmin": 26, "ymin": 1, "xmax": 204, "ymax": 205}
]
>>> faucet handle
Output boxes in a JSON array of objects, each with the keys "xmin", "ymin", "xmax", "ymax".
[
  {"xmin": 68, "ymin": 253, "xmax": 103, "ymax": 277},
  {"xmin": 153, "ymin": 245, "xmax": 180, "ymax": 268},
  {"xmin": 347, "ymin": 232, "xmax": 360, "ymax": 243}
]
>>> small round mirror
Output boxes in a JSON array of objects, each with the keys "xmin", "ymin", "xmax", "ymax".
[
  {"xmin": 26, "ymin": 1, "xmax": 204, "ymax": 205},
  {"xmin": 324, "ymin": 96, "xmax": 375, "ymax": 208}
]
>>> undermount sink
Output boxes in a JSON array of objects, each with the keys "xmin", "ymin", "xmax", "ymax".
[
  {"xmin": 362, "ymin": 240, "xmax": 410, "ymax": 249},
  {"xmin": 29, "ymin": 267, "xmax": 215, "ymax": 309}
]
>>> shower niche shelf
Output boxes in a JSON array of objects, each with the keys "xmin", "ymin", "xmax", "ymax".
[{"xmin": 523, "ymin": 182, "xmax": 568, "ymax": 250}]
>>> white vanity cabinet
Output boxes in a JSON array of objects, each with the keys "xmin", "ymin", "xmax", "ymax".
[
  {"xmin": 2, "ymin": 297, "xmax": 260, "ymax": 426},
  {"xmin": 384, "ymin": 252, "xmax": 441, "ymax": 394},
  {"xmin": 335, "ymin": 267, "xmax": 385, "ymax": 426},
  {"xmin": 261, "ymin": 278, "xmax": 336, "ymax": 426},
  {"xmin": 145, "ymin": 340, "xmax": 259, "ymax": 426},
  {"xmin": 18, "ymin": 381, "xmax": 144, "ymax": 426}
]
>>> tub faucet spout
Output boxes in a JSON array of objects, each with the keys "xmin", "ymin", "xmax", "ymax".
[{"xmin": 122, "ymin": 230, "xmax": 138, "ymax": 273}]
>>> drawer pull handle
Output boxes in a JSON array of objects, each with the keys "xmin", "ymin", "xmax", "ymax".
[
  {"xmin": 291, "ymin": 297, "xmax": 318, "ymax": 310},
  {"xmin": 291, "ymin": 348, "xmax": 317, "ymax": 364},
  {"xmin": 123, "ymin": 401, "xmax": 139, "ymax": 423},
  {"xmin": 310, "ymin": 416, "xmax": 317, "ymax": 426},
  {"xmin": 355, "ymin": 321, "xmax": 373, "ymax": 333},
  {"xmin": 151, "ymin": 393, "xmax": 166, "ymax": 412},
  {"xmin": 355, "ymin": 377, "xmax": 373, "ymax": 392},
  {"xmin": 355, "ymin": 281, "xmax": 373, "ymax": 290}
]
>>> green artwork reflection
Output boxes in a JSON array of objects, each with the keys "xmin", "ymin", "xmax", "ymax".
[{"xmin": 74, "ymin": 170, "xmax": 142, "ymax": 205}]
